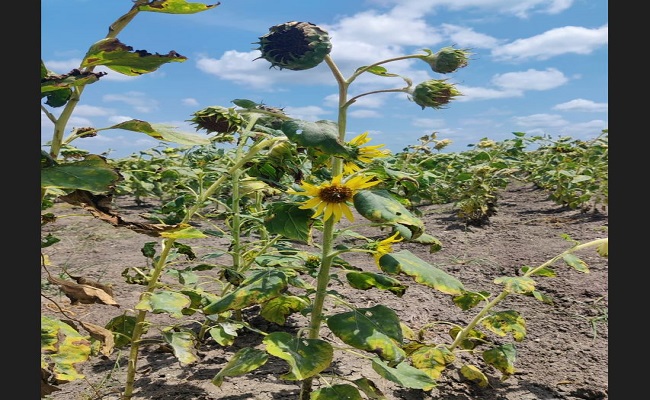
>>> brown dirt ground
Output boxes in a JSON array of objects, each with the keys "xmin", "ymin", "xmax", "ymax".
[{"xmin": 41, "ymin": 181, "xmax": 608, "ymax": 400}]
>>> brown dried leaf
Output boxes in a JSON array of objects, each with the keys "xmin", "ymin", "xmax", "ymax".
[
  {"xmin": 47, "ymin": 276, "xmax": 120, "ymax": 307},
  {"xmin": 80, "ymin": 321, "xmax": 115, "ymax": 356}
]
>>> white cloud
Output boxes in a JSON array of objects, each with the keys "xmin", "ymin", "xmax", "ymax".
[
  {"xmin": 440, "ymin": 24, "xmax": 502, "ymax": 49},
  {"xmin": 107, "ymin": 115, "xmax": 135, "ymax": 124},
  {"xmin": 455, "ymin": 85, "xmax": 522, "ymax": 101},
  {"xmin": 491, "ymin": 68, "xmax": 568, "ymax": 91},
  {"xmin": 512, "ymin": 113, "xmax": 568, "ymax": 128},
  {"xmin": 283, "ymin": 106, "xmax": 330, "ymax": 121},
  {"xmin": 102, "ymin": 92, "xmax": 159, "ymax": 113},
  {"xmin": 552, "ymin": 99, "xmax": 607, "ymax": 113},
  {"xmin": 491, "ymin": 24, "xmax": 608, "ymax": 61},
  {"xmin": 182, "ymin": 98, "xmax": 199, "ymax": 106},
  {"xmin": 368, "ymin": 0, "xmax": 574, "ymax": 19}
]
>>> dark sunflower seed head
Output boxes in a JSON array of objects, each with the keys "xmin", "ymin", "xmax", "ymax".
[{"xmin": 254, "ymin": 21, "xmax": 332, "ymax": 71}]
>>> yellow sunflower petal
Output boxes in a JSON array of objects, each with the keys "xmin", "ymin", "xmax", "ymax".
[{"xmin": 340, "ymin": 203, "xmax": 355, "ymax": 222}]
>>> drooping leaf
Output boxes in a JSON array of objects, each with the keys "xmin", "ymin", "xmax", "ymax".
[
  {"xmin": 448, "ymin": 327, "xmax": 487, "ymax": 350},
  {"xmin": 378, "ymin": 250, "xmax": 464, "ymax": 295},
  {"xmin": 353, "ymin": 190, "xmax": 424, "ymax": 240},
  {"xmin": 352, "ymin": 377, "xmax": 387, "ymax": 400},
  {"xmin": 481, "ymin": 310, "xmax": 526, "ymax": 341},
  {"xmin": 40, "ymin": 154, "xmax": 120, "ymax": 193},
  {"xmin": 493, "ymin": 276, "xmax": 536, "ymax": 294},
  {"xmin": 264, "ymin": 202, "xmax": 313, "ymax": 243},
  {"xmin": 280, "ymin": 119, "xmax": 351, "ymax": 157},
  {"xmin": 346, "ymin": 271, "xmax": 407, "ymax": 297},
  {"xmin": 41, "ymin": 316, "xmax": 91, "ymax": 383},
  {"xmin": 562, "ymin": 253, "xmax": 590, "ymax": 273},
  {"xmin": 263, "ymin": 332, "xmax": 333, "ymax": 380},
  {"xmin": 311, "ymin": 384, "xmax": 363, "ymax": 399},
  {"xmin": 107, "ymin": 120, "xmax": 211, "ymax": 145},
  {"xmin": 459, "ymin": 364, "xmax": 489, "ymax": 387},
  {"xmin": 452, "ymin": 291, "xmax": 490, "ymax": 311},
  {"xmin": 135, "ymin": 290, "xmax": 191, "ymax": 318},
  {"xmin": 260, "ymin": 295, "xmax": 309, "ymax": 324},
  {"xmin": 105, "ymin": 315, "xmax": 138, "ymax": 348},
  {"xmin": 162, "ymin": 330, "xmax": 198, "ymax": 364},
  {"xmin": 159, "ymin": 226, "xmax": 208, "ymax": 239},
  {"xmin": 81, "ymin": 38, "xmax": 187, "ymax": 76},
  {"xmin": 212, "ymin": 347, "xmax": 269, "ymax": 386},
  {"xmin": 137, "ymin": 0, "xmax": 220, "ymax": 14},
  {"xmin": 208, "ymin": 322, "xmax": 244, "ymax": 346},
  {"xmin": 482, "ymin": 343, "xmax": 517, "ymax": 377},
  {"xmin": 202, "ymin": 269, "xmax": 287, "ymax": 315},
  {"xmin": 410, "ymin": 346, "xmax": 455, "ymax": 379},
  {"xmin": 327, "ymin": 305, "xmax": 405, "ymax": 364},
  {"xmin": 371, "ymin": 357, "xmax": 437, "ymax": 391}
]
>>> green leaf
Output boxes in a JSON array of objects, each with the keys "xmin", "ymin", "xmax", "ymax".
[
  {"xmin": 482, "ymin": 343, "xmax": 517, "ymax": 377},
  {"xmin": 345, "ymin": 271, "xmax": 407, "ymax": 297},
  {"xmin": 378, "ymin": 250, "xmax": 464, "ymax": 295},
  {"xmin": 562, "ymin": 253, "xmax": 590, "ymax": 273},
  {"xmin": 353, "ymin": 190, "xmax": 424, "ymax": 240},
  {"xmin": 260, "ymin": 295, "xmax": 308, "ymax": 324},
  {"xmin": 493, "ymin": 276, "xmax": 536, "ymax": 294},
  {"xmin": 105, "ymin": 315, "xmax": 138, "ymax": 348},
  {"xmin": 41, "ymin": 316, "xmax": 91, "ymax": 383},
  {"xmin": 212, "ymin": 347, "xmax": 268, "ymax": 386},
  {"xmin": 280, "ymin": 119, "xmax": 351, "ymax": 157},
  {"xmin": 263, "ymin": 332, "xmax": 333, "ymax": 380},
  {"xmin": 81, "ymin": 38, "xmax": 187, "ymax": 76},
  {"xmin": 356, "ymin": 65, "xmax": 399, "ymax": 77},
  {"xmin": 410, "ymin": 346, "xmax": 455, "ymax": 379},
  {"xmin": 159, "ymin": 226, "xmax": 208, "ymax": 239},
  {"xmin": 208, "ymin": 322, "xmax": 244, "ymax": 346},
  {"xmin": 107, "ymin": 120, "xmax": 211, "ymax": 145},
  {"xmin": 135, "ymin": 290, "xmax": 191, "ymax": 318},
  {"xmin": 452, "ymin": 291, "xmax": 489, "ymax": 311},
  {"xmin": 162, "ymin": 330, "xmax": 198, "ymax": 364},
  {"xmin": 351, "ymin": 377, "xmax": 387, "ymax": 399},
  {"xmin": 41, "ymin": 155, "xmax": 121, "ymax": 192},
  {"xmin": 327, "ymin": 305, "xmax": 405, "ymax": 364},
  {"xmin": 459, "ymin": 364, "xmax": 489, "ymax": 387},
  {"xmin": 138, "ymin": 0, "xmax": 220, "ymax": 14},
  {"xmin": 264, "ymin": 202, "xmax": 313, "ymax": 243},
  {"xmin": 312, "ymin": 384, "xmax": 363, "ymax": 399},
  {"xmin": 202, "ymin": 269, "xmax": 287, "ymax": 315},
  {"xmin": 481, "ymin": 310, "xmax": 526, "ymax": 341},
  {"xmin": 371, "ymin": 358, "xmax": 436, "ymax": 390}
]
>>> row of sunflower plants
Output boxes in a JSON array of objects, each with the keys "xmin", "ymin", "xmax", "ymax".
[{"xmin": 41, "ymin": 3, "xmax": 608, "ymax": 400}]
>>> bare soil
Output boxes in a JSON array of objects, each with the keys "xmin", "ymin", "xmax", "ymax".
[{"xmin": 41, "ymin": 182, "xmax": 608, "ymax": 400}]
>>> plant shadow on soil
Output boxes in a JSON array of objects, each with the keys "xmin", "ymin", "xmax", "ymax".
[{"xmin": 41, "ymin": 182, "xmax": 608, "ymax": 400}]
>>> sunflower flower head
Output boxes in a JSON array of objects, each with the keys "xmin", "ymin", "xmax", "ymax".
[
  {"xmin": 344, "ymin": 132, "xmax": 391, "ymax": 174},
  {"xmin": 287, "ymin": 174, "xmax": 380, "ymax": 223},
  {"xmin": 371, "ymin": 232, "xmax": 403, "ymax": 267}
]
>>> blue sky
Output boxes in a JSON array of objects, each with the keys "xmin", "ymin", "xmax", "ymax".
[{"xmin": 41, "ymin": 0, "xmax": 608, "ymax": 159}]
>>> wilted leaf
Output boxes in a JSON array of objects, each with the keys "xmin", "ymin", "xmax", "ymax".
[
  {"xmin": 203, "ymin": 269, "xmax": 287, "ymax": 315},
  {"xmin": 378, "ymin": 250, "xmax": 464, "ymax": 295},
  {"xmin": 311, "ymin": 384, "xmax": 363, "ymax": 399},
  {"xmin": 371, "ymin": 357, "xmax": 436, "ymax": 390},
  {"xmin": 481, "ymin": 310, "xmax": 526, "ymax": 341},
  {"xmin": 263, "ymin": 332, "xmax": 333, "ymax": 380},
  {"xmin": 212, "ymin": 348, "xmax": 268, "ymax": 386},
  {"xmin": 482, "ymin": 343, "xmax": 517, "ymax": 378},
  {"xmin": 41, "ymin": 155, "xmax": 120, "ymax": 193},
  {"xmin": 136, "ymin": 290, "xmax": 191, "ymax": 318},
  {"xmin": 162, "ymin": 330, "xmax": 198, "ymax": 364},
  {"xmin": 459, "ymin": 364, "xmax": 489, "ymax": 387},
  {"xmin": 327, "ymin": 305, "xmax": 405, "ymax": 364}
]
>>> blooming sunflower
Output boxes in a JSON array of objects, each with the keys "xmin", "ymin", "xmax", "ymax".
[
  {"xmin": 344, "ymin": 132, "xmax": 391, "ymax": 174},
  {"xmin": 372, "ymin": 232, "xmax": 403, "ymax": 266},
  {"xmin": 287, "ymin": 174, "xmax": 380, "ymax": 223}
]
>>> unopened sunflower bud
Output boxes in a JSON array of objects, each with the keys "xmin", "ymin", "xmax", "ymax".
[
  {"xmin": 254, "ymin": 21, "xmax": 332, "ymax": 71},
  {"xmin": 420, "ymin": 47, "xmax": 470, "ymax": 74},
  {"xmin": 410, "ymin": 79, "xmax": 462, "ymax": 110},
  {"xmin": 188, "ymin": 106, "xmax": 245, "ymax": 135}
]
